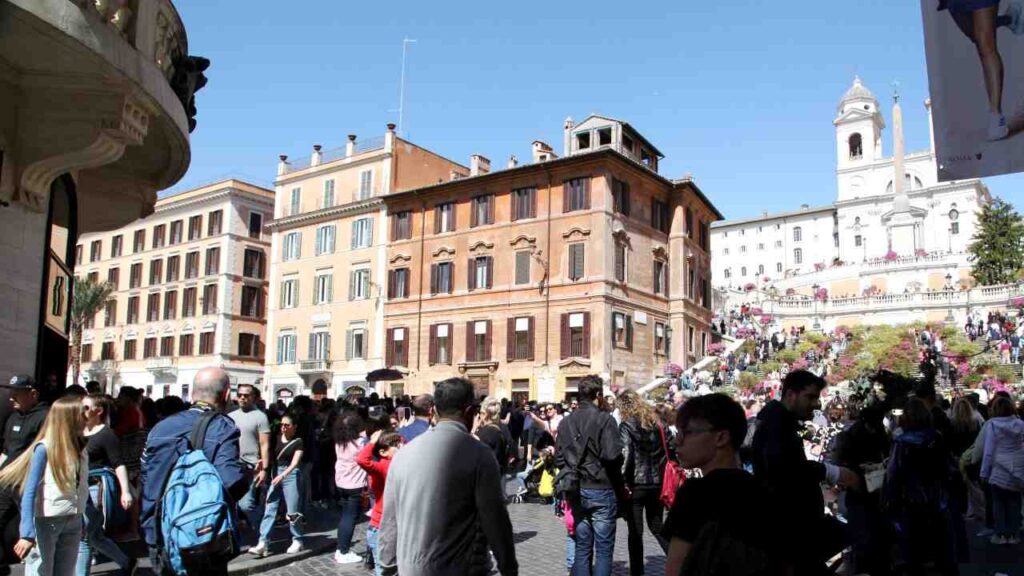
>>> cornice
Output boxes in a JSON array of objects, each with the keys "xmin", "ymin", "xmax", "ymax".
[
  {"xmin": 156, "ymin": 188, "xmax": 274, "ymax": 214},
  {"xmin": 274, "ymin": 152, "xmax": 391, "ymax": 186},
  {"xmin": 267, "ymin": 198, "xmax": 384, "ymax": 232}
]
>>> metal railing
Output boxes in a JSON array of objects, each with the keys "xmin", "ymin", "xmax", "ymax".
[
  {"xmin": 282, "ymin": 137, "xmax": 386, "ymax": 174},
  {"xmin": 146, "ymin": 357, "xmax": 176, "ymax": 371},
  {"xmin": 297, "ymin": 359, "xmax": 331, "ymax": 374}
]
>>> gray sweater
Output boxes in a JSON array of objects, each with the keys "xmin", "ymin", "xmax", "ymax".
[{"xmin": 378, "ymin": 420, "xmax": 518, "ymax": 576}]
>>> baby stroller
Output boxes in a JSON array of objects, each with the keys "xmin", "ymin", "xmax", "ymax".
[{"xmin": 508, "ymin": 450, "xmax": 556, "ymax": 504}]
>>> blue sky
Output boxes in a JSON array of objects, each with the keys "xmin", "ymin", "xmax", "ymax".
[{"xmin": 172, "ymin": 0, "xmax": 1024, "ymax": 219}]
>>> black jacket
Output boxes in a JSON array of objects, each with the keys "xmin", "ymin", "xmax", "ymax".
[
  {"xmin": 752, "ymin": 401, "xmax": 827, "ymax": 528},
  {"xmin": 619, "ymin": 418, "xmax": 667, "ymax": 487},
  {"xmin": 555, "ymin": 402, "xmax": 624, "ymax": 490}
]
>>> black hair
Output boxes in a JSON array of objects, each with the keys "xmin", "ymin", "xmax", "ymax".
[
  {"xmin": 577, "ymin": 374, "xmax": 604, "ymax": 401},
  {"xmin": 333, "ymin": 409, "xmax": 365, "ymax": 445},
  {"xmin": 64, "ymin": 384, "xmax": 87, "ymax": 398},
  {"xmin": 374, "ymin": 432, "xmax": 403, "ymax": 457},
  {"xmin": 412, "ymin": 394, "xmax": 435, "ymax": 417},
  {"xmin": 781, "ymin": 370, "xmax": 826, "ymax": 396},
  {"xmin": 676, "ymin": 393, "xmax": 747, "ymax": 451},
  {"xmin": 434, "ymin": 378, "xmax": 475, "ymax": 418}
]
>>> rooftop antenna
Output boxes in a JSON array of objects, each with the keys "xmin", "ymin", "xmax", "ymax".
[{"xmin": 397, "ymin": 37, "xmax": 417, "ymax": 136}]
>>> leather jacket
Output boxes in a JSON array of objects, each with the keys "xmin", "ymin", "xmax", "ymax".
[{"xmin": 619, "ymin": 418, "xmax": 667, "ymax": 487}]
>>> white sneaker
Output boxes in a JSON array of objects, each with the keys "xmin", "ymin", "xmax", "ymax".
[
  {"xmin": 988, "ymin": 112, "xmax": 1010, "ymax": 141},
  {"xmin": 248, "ymin": 541, "xmax": 268, "ymax": 557},
  {"xmin": 334, "ymin": 551, "xmax": 362, "ymax": 564},
  {"xmin": 978, "ymin": 528, "xmax": 995, "ymax": 537},
  {"xmin": 1007, "ymin": 536, "xmax": 1021, "ymax": 545},
  {"xmin": 1008, "ymin": 1, "xmax": 1024, "ymax": 34},
  {"xmin": 286, "ymin": 541, "xmax": 305, "ymax": 554},
  {"xmin": 990, "ymin": 534, "xmax": 1007, "ymax": 545}
]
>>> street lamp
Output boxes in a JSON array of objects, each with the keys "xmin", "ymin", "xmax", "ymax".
[
  {"xmin": 812, "ymin": 283, "xmax": 821, "ymax": 331},
  {"xmin": 945, "ymin": 272, "xmax": 955, "ymax": 324}
]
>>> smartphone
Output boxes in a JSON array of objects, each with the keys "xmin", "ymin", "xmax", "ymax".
[{"xmin": 399, "ymin": 406, "xmax": 411, "ymax": 420}]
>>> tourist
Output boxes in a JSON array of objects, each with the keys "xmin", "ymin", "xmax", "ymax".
[
  {"xmin": 616, "ymin": 390, "xmax": 669, "ymax": 576},
  {"xmin": 378, "ymin": 377, "xmax": 518, "ymax": 576},
  {"xmin": 249, "ymin": 413, "xmax": 306, "ymax": 557},
  {"xmin": 356, "ymin": 430, "xmax": 402, "ymax": 576},
  {"xmin": 332, "ymin": 410, "xmax": 367, "ymax": 564},
  {"xmin": 398, "ymin": 394, "xmax": 434, "ymax": 443},
  {"xmin": 951, "ymin": 398, "xmax": 985, "ymax": 521},
  {"xmin": 980, "ymin": 395, "xmax": 1024, "ymax": 545},
  {"xmin": 475, "ymin": 396, "xmax": 513, "ymax": 477},
  {"xmin": 229, "ymin": 383, "xmax": 270, "ymax": 543},
  {"xmin": 555, "ymin": 375, "xmax": 624, "ymax": 576},
  {"xmin": 0, "ymin": 396, "xmax": 87, "ymax": 576}
]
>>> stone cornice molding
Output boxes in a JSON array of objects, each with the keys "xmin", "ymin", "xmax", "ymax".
[
  {"xmin": 267, "ymin": 198, "xmax": 383, "ymax": 232},
  {"xmin": 469, "ymin": 240, "xmax": 494, "ymax": 253},
  {"xmin": 156, "ymin": 188, "xmax": 274, "ymax": 214},
  {"xmin": 509, "ymin": 235, "xmax": 537, "ymax": 248},
  {"xmin": 432, "ymin": 246, "xmax": 456, "ymax": 258},
  {"xmin": 389, "ymin": 254, "xmax": 412, "ymax": 264},
  {"xmin": 561, "ymin": 227, "xmax": 591, "ymax": 240}
]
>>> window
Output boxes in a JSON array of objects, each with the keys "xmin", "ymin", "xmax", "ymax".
[
  {"xmin": 515, "ymin": 251, "xmax": 531, "ymax": 285},
  {"xmin": 466, "ymin": 320, "xmax": 492, "ymax": 362},
  {"xmin": 346, "ymin": 327, "xmax": 366, "ymax": 360},
  {"xmin": 757, "ymin": 264, "xmax": 764, "ymax": 275},
  {"xmin": 776, "ymin": 263, "xmax": 782, "ymax": 273},
  {"xmin": 597, "ymin": 127, "xmax": 612, "ymax": 146},
  {"xmin": 429, "ymin": 323, "xmax": 453, "ymax": 365},
  {"xmin": 149, "ymin": 259, "xmax": 163, "ymax": 285},
  {"xmin": 757, "ymin": 243, "xmax": 764, "ymax": 251},
  {"xmin": 123, "ymin": 339, "xmax": 136, "ymax": 360},
  {"xmin": 238, "ymin": 333, "xmax": 261, "ymax": 358},
  {"xmin": 430, "ymin": 262, "xmax": 454, "ymax": 295},
  {"xmin": 651, "ymin": 199, "xmax": 670, "ymax": 233},
  {"xmin": 468, "ymin": 256, "xmax": 493, "ymax": 290},
  {"xmin": 351, "ymin": 218, "xmax": 372, "ymax": 249},
  {"xmin": 80, "ymin": 344, "xmax": 93, "ymax": 363},
  {"xmin": 348, "ymin": 269, "xmax": 369, "ymax": 300},
  {"xmin": 654, "ymin": 322, "xmax": 669, "ymax": 356},
  {"xmin": 277, "ymin": 333, "xmax": 297, "ymax": 364},
  {"xmin": 563, "ymin": 178, "xmax": 589, "ymax": 213},
  {"xmin": 775, "ymin": 240, "xmax": 783, "ymax": 248},
  {"xmin": 133, "ymin": 230, "xmax": 145, "ymax": 253},
  {"xmin": 289, "ymin": 187, "xmax": 301, "ymax": 215},
  {"xmin": 90, "ymin": 240, "xmax": 101, "ymax": 262},
  {"xmin": 182, "ymin": 287, "xmax": 196, "ymax": 317},
  {"xmin": 169, "ymin": 220, "xmax": 183, "ymax": 245},
  {"xmin": 243, "ymin": 249, "xmax": 265, "ymax": 279},
  {"xmin": 315, "ymin": 272, "xmax": 334, "ymax": 304},
  {"xmin": 740, "ymin": 245, "xmax": 747, "ymax": 253},
  {"xmin": 188, "ymin": 215, "xmax": 202, "ymax": 241},
  {"xmin": 163, "ymin": 291, "xmax": 177, "ymax": 320},
  {"xmin": 103, "ymin": 300, "xmax": 116, "ymax": 327},
  {"xmin": 793, "ymin": 248, "xmax": 802, "ymax": 264},
  {"xmin": 386, "ymin": 328, "xmax": 408, "ymax": 367},
  {"xmin": 688, "ymin": 326, "xmax": 695, "ymax": 354},
  {"xmin": 308, "ymin": 331, "xmax": 330, "ymax": 360},
  {"xmin": 111, "ymin": 235, "xmax": 123, "ymax": 258},
  {"xmin": 471, "ymin": 194, "xmax": 494, "ymax": 227},
  {"xmin": 614, "ymin": 243, "xmax": 627, "ymax": 282},
  {"xmin": 127, "ymin": 296, "xmax": 139, "ymax": 324},
  {"xmin": 391, "ymin": 211, "xmax": 412, "ymax": 241},
  {"xmin": 248, "ymin": 212, "xmax": 262, "ymax": 239},
  {"xmin": 612, "ymin": 179, "xmax": 630, "ymax": 217},
  {"xmin": 107, "ymin": 267, "xmax": 120, "ymax": 290},
  {"xmin": 199, "ymin": 331, "xmax": 215, "ymax": 355},
  {"xmin": 511, "ymin": 187, "xmax": 537, "ymax": 221},
  {"xmin": 152, "ymin": 224, "xmax": 165, "ymax": 249},
  {"xmin": 849, "ymin": 133, "xmax": 863, "ymax": 159},
  {"xmin": 434, "ymin": 202, "xmax": 456, "ymax": 233},
  {"xmin": 322, "ymin": 179, "xmax": 335, "ymax": 208},
  {"xmin": 179, "ymin": 334, "xmax": 194, "ymax": 357},
  {"xmin": 507, "ymin": 317, "xmax": 534, "ymax": 361},
  {"xmin": 142, "ymin": 337, "xmax": 157, "ymax": 359},
  {"xmin": 654, "ymin": 260, "xmax": 667, "ymax": 296},
  {"xmin": 207, "ymin": 210, "xmax": 223, "ymax": 236},
  {"xmin": 576, "ymin": 131, "xmax": 591, "ymax": 150},
  {"xmin": 724, "ymin": 248, "xmax": 729, "ymax": 255},
  {"xmin": 202, "ymin": 284, "xmax": 218, "ymax": 315},
  {"xmin": 280, "ymin": 277, "xmax": 298, "ymax": 308},
  {"xmin": 160, "ymin": 335, "xmax": 174, "ymax": 357},
  {"xmin": 359, "ymin": 170, "xmax": 373, "ymax": 200},
  {"xmin": 793, "ymin": 227, "xmax": 802, "ymax": 242},
  {"xmin": 854, "ymin": 235, "xmax": 863, "ymax": 247},
  {"xmin": 685, "ymin": 207, "xmax": 693, "ymax": 238},
  {"xmin": 388, "ymin": 268, "xmax": 409, "ymax": 299},
  {"xmin": 951, "ymin": 222, "xmax": 960, "ymax": 235},
  {"xmin": 166, "ymin": 255, "xmax": 180, "ymax": 282},
  {"xmin": 241, "ymin": 285, "xmax": 263, "ymax": 318},
  {"xmin": 184, "ymin": 251, "xmax": 199, "ymax": 279},
  {"xmin": 724, "ymin": 269, "xmax": 731, "ymax": 279},
  {"xmin": 282, "ymin": 232, "xmax": 301, "ymax": 261},
  {"xmin": 312, "ymin": 225, "xmax": 334, "ymax": 256},
  {"xmin": 88, "ymin": 271, "xmax": 98, "ymax": 285},
  {"xmin": 568, "ymin": 243, "xmax": 585, "ymax": 281},
  {"xmin": 561, "ymin": 312, "xmax": 590, "ymax": 358},
  {"xmin": 204, "ymin": 247, "xmax": 220, "ymax": 276}
]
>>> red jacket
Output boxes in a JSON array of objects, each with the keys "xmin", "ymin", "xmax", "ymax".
[{"xmin": 355, "ymin": 441, "xmax": 392, "ymax": 527}]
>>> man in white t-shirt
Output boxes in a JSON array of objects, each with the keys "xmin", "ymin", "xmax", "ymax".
[{"xmin": 229, "ymin": 384, "xmax": 270, "ymax": 543}]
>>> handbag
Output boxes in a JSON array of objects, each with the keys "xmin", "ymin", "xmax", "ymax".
[{"xmin": 657, "ymin": 425, "xmax": 684, "ymax": 508}]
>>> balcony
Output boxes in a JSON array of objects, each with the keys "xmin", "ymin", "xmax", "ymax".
[
  {"xmin": 146, "ymin": 357, "xmax": 177, "ymax": 375},
  {"xmin": 297, "ymin": 359, "xmax": 332, "ymax": 375},
  {"xmin": 1, "ymin": 0, "xmax": 205, "ymax": 232}
]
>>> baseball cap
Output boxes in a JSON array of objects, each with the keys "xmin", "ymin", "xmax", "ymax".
[{"xmin": 2, "ymin": 374, "xmax": 38, "ymax": 390}]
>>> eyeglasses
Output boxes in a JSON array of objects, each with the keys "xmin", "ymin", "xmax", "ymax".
[{"xmin": 678, "ymin": 427, "xmax": 714, "ymax": 438}]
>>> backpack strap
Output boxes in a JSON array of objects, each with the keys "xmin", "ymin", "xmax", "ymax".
[{"xmin": 190, "ymin": 410, "xmax": 218, "ymax": 452}]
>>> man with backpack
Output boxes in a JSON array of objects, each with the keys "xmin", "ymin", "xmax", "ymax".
[
  {"xmin": 554, "ymin": 375, "xmax": 624, "ymax": 576},
  {"xmin": 140, "ymin": 367, "xmax": 249, "ymax": 576}
]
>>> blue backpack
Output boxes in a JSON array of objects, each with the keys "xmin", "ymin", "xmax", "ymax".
[{"xmin": 155, "ymin": 411, "xmax": 239, "ymax": 575}]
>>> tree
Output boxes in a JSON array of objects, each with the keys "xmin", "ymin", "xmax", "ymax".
[
  {"xmin": 69, "ymin": 277, "xmax": 114, "ymax": 387},
  {"xmin": 968, "ymin": 198, "xmax": 1024, "ymax": 286}
]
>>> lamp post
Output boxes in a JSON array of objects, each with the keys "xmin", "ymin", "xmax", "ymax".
[
  {"xmin": 945, "ymin": 272, "xmax": 955, "ymax": 324},
  {"xmin": 812, "ymin": 283, "xmax": 821, "ymax": 331}
]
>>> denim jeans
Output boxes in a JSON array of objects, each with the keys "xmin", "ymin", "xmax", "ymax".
[
  {"xmin": 76, "ymin": 484, "xmax": 130, "ymax": 576},
  {"xmin": 25, "ymin": 515, "xmax": 81, "ymax": 576},
  {"xmin": 991, "ymin": 484, "xmax": 1023, "ymax": 538},
  {"xmin": 259, "ymin": 466, "xmax": 304, "ymax": 544},
  {"xmin": 335, "ymin": 487, "xmax": 363, "ymax": 554},
  {"xmin": 515, "ymin": 463, "xmax": 534, "ymax": 493},
  {"xmin": 571, "ymin": 488, "xmax": 617, "ymax": 576},
  {"xmin": 566, "ymin": 533, "xmax": 576, "ymax": 570},
  {"xmin": 237, "ymin": 474, "xmax": 265, "ymax": 542},
  {"xmin": 366, "ymin": 525, "xmax": 383, "ymax": 576}
]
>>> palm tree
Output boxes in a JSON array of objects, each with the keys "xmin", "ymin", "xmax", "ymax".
[{"xmin": 69, "ymin": 277, "xmax": 114, "ymax": 387}]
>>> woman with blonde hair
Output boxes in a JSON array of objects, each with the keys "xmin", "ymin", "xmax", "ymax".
[
  {"xmin": 475, "ymin": 396, "xmax": 512, "ymax": 476},
  {"xmin": 0, "ymin": 396, "xmax": 88, "ymax": 576}
]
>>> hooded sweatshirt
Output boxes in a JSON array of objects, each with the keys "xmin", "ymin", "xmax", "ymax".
[{"xmin": 980, "ymin": 416, "xmax": 1024, "ymax": 491}]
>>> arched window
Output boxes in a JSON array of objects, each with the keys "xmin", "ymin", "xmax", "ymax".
[
  {"xmin": 724, "ymin": 268, "xmax": 731, "ymax": 279},
  {"xmin": 758, "ymin": 264, "xmax": 764, "ymax": 275},
  {"xmin": 793, "ymin": 248, "xmax": 803, "ymax": 264},
  {"xmin": 741, "ymin": 266, "xmax": 747, "ymax": 277},
  {"xmin": 776, "ymin": 262, "xmax": 783, "ymax": 273},
  {"xmin": 849, "ymin": 133, "xmax": 863, "ymax": 159},
  {"xmin": 793, "ymin": 227, "xmax": 802, "ymax": 242}
]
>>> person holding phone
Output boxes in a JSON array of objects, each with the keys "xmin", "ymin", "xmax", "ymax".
[{"xmin": 398, "ymin": 395, "xmax": 434, "ymax": 444}]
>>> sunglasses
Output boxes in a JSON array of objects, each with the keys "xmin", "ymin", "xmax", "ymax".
[
  {"xmin": 237, "ymin": 393, "xmax": 252, "ymax": 398},
  {"xmin": 280, "ymin": 422, "xmax": 293, "ymax": 428}
]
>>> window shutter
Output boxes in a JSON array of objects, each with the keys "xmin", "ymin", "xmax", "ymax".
[
  {"xmin": 326, "ymin": 275, "xmax": 333, "ymax": 302},
  {"xmin": 466, "ymin": 321, "xmax": 475, "ymax": 362},
  {"xmin": 507, "ymin": 320, "xmax": 516, "ymax": 362},
  {"xmin": 351, "ymin": 222, "xmax": 359, "ymax": 249},
  {"xmin": 345, "ymin": 330, "xmax": 353, "ymax": 360},
  {"xmin": 386, "ymin": 329, "xmax": 394, "ymax": 366},
  {"xmin": 308, "ymin": 333, "xmax": 315, "ymax": 360},
  {"xmin": 366, "ymin": 219, "xmax": 373, "ymax": 246},
  {"xmin": 484, "ymin": 320, "xmax": 492, "ymax": 360},
  {"xmin": 665, "ymin": 263, "xmax": 670, "ymax": 298},
  {"xmin": 289, "ymin": 335, "xmax": 296, "ymax": 363},
  {"xmin": 434, "ymin": 206, "xmax": 442, "ymax": 234},
  {"xmin": 387, "ymin": 270, "xmax": 395, "ymax": 299},
  {"xmin": 451, "ymin": 204, "xmax": 457, "ymax": 231},
  {"xmin": 529, "ymin": 188, "xmax": 537, "ymax": 218},
  {"xmin": 429, "ymin": 324, "xmax": 437, "ymax": 365},
  {"xmin": 486, "ymin": 256, "xmax": 493, "ymax": 288},
  {"xmin": 582, "ymin": 312, "xmax": 591, "ymax": 357},
  {"xmin": 626, "ymin": 316, "xmax": 634, "ymax": 352},
  {"xmin": 516, "ymin": 251, "xmax": 529, "ymax": 285},
  {"xmin": 574, "ymin": 244, "xmax": 585, "ymax": 280},
  {"xmin": 487, "ymin": 195, "xmax": 495, "ymax": 224},
  {"xmin": 471, "ymin": 200, "xmax": 479, "ymax": 228},
  {"xmin": 623, "ymin": 182, "xmax": 631, "ymax": 216},
  {"xmin": 276, "ymin": 336, "xmax": 283, "ymax": 364},
  {"xmin": 467, "ymin": 258, "xmax": 476, "ymax": 291},
  {"xmin": 527, "ymin": 316, "xmax": 535, "ymax": 361},
  {"xmin": 560, "ymin": 314, "xmax": 570, "ymax": 359},
  {"xmin": 295, "ymin": 232, "xmax": 302, "ymax": 258},
  {"xmin": 430, "ymin": 264, "xmax": 438, "ymax": 295},
  {"xmin": 510, "ymin": 192, "xmax": 518, "ymax": 222},
  {"xmin": 562, "ymin": 181, "xmax": 570, "ymax": 213},
  {"xmin": 615, "ymin": 246, "xmax": 624, "ymax": 281},
  {"xmin": 348, "ymin": 271, "xmax": 356, "ymax": 301},
  {"xmin": 582, "ymin": 179, "xmax": 590, "ymax": 209},
  {"xmin": 280, "ymin": 282, "xmax": 286, "ymax": 309}
]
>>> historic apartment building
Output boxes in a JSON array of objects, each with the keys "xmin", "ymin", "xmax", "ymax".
[
  {"xmin": 380, "ymin": 115, "xmax": 721, "ymax": 400},
  {"xmin": 263, "ymin": 125, "xmax": 469, "ymax": 401},
  {"xmin": 75, "ymin": 179, "xmax": 274, "ymax": 398}
]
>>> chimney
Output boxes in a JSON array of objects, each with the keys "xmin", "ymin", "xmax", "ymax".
[
  {"xmin": 563, "ymin": 116, "xmax": 574, "ymax": 156},
  {"xmin": 507, "ymin": 154, "xmax": 518, "ymax": 169},
  {"xmin": 311, "ymin": 144, "xmax": 322, "ymax": 167},
  {"xmin": 346, "ymin": 134, "xmax": 357, "ymax": 158},
  {"xmin": 277, "ymin": 155, "xmax": 288, "ymax": 176},
  {"xmin": 470, "ymin": 154, "xmax": 491, "ymax": 177},
  {"xmin": 800, "ymin": 203, "xmax": 809, "ymax": 209},
  {"xmin": 532, "ymin": 141, "xmax": 557, "ymax": 164},
  {"xmin": 385, "ymin": 123, "xmax": 396, "ymax": 153}
]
